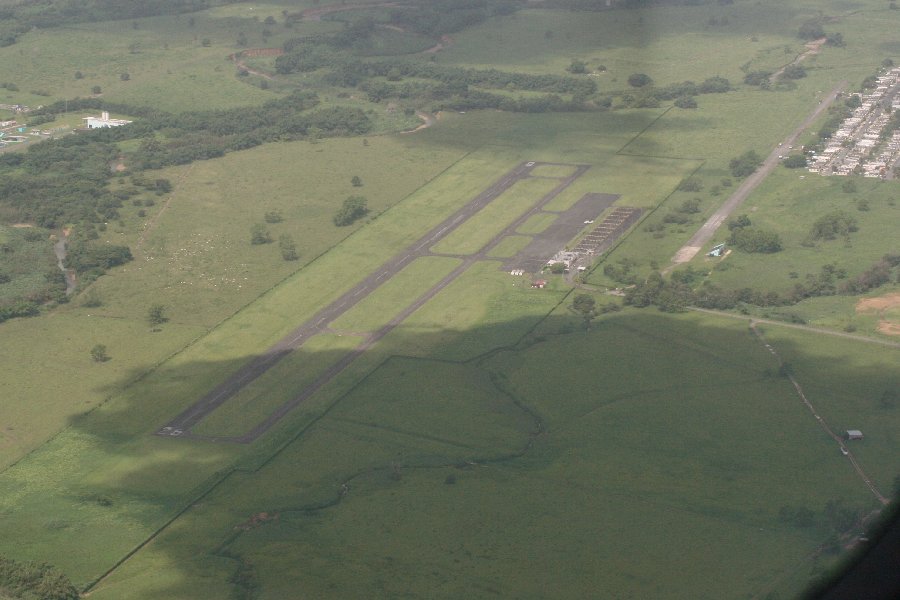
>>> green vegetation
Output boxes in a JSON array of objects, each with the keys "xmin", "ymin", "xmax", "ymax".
[
  {"xmin": 1, "ymin": 1, "xmax": 900, "ymax": 599},
  {"xmin": 332, "ymin": 195, "xmax": 369, "ymax": 227},
  {"xmin": 0, "ymin": 555, "xmax": 78, "ymax": 600}
]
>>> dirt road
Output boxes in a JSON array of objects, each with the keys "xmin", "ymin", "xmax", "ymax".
[
  {"xmin": 670, "ymin": 80, "xmax": 847, "ymax": 266},
  {"xmin": 688, "ymin": 307, "xmax": 900, "ymax": 349},
  {"xmin": 751, "ymin": 322, "xmax": 889, "ymax": 505}
]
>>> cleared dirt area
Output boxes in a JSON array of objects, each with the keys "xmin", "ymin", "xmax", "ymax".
[{"xmin": 856, "ymin": 292, "xmax": 900, "ymax": 336}]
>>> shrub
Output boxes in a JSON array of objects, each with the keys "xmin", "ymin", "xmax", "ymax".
[
  {"xmin": 729, "ymin": 227, "xmax": 782, "ymax": 253},
  {"xmin": 808, "ymin": 211, "xmax": 858, "ymax": 241},
  {"xmin": 627, "ymin": 73, "xmax": 652, "ymax": 88},
  {"xmin": 729, "ymin": 150, "xmax": 762, "ymax": 177},
  {"xmin": 333, "ymin": 196, "xmax": 368, "ymax": 227},
  {"xmin": 250, "ymin": 223, "xmax": 273, "ymax": 245},
  {"xmin": 783, "ymin": 154, "xmax": 807, "ymax": 168}
]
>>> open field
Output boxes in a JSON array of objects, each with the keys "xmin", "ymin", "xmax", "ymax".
[
  {"xmin": 430, "ymin": 177, "xmax": 566, "ymax": 256},
  {"xmin": 702, "ymin": 172, "xmax": 900, "ymax": 292},
  {"xmin": 83, "ymin": 310, "xmax": 897, "ymax": 600},
  {"xmin": 2, "ymin": 1, "xmax": 900, "ymax": 599},
  {"xmin": 330, "ymin": 256, "xmax": 463, "ymax": 333}
]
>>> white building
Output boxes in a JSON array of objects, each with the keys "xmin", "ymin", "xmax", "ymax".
[{"xmin": 83, "ymin": 111, "xmax": 131, "ymax": 129}]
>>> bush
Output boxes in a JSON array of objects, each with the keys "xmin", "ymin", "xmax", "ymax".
[
  {"xmin": 250, "ymin": 223, "xmax": 273, "ymax": 245},
  {"xmin": 783, "ymin": 154, "xmax": 807, "ymax": 168},
  {"xmin": 674, "ymin": 95, "xmax": 697, "ymax": 109},
  {"xmin": 677, "ymin": 178, "xmax": 703, "ymax": 192},
  {"xmin": 279, "ymin": 234, "xmax": 299, "ymax": 261},
  {"xmin": 264, "ymin": 210, "xmax": 283, "ymax": 223},
  {"xmin": 627, "ymin": 73, "xmax": 652, "ymax": 88},
  {"xmin": 730, "ymin": 227, "xmax": 782, "ymax": 253},
  {"xmin": 808, "ymin": 211, "xmax": 858, "ymax": 241},
  {"xmin": 798, "ymin": 20, "xmax": 825, "ymax": 40},
  {"xmin": 90, "ymin": 344, "xmax": 109, "ymax": 362},
  {"xmin": 781, "ymin": 65, "xmax": 807, "ymax": 80},
  {"xmin": 729, "ymin": 150, "xmax": 763, "ymax": 178},
  {"xmin": 678, "ymin": 198, "xmax": 701, "ymax": 214},
  {"xmin": 333, "ymin": 196, "xmax": 368, "ymax": 227}
]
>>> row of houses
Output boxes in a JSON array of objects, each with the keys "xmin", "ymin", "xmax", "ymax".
[{"xmin": 808, "ymin": 67, "xmax": 900, "ymax": 178}]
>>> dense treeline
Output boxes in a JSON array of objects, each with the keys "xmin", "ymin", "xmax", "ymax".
[
  {"xmin": 275, "ymin": 35, "xmax": 732, "ymax": 112},
  {"xmin": 538, "ymin": 0, "xmax": 730, "ymax": 10},
  {"xmin": 0, "ymin": 90, "xmax": 370, "ymax": 306},
  {"xmin": 624, "ymin": 253, "xmax": 900, "ymax": 313},
  {"xmin": 9, "ymin": 92, "xmax": 370, "ymax": 225},
  {"xmin": 383, "ymin": 0, "xmax": 521, "ymax": 37},
  {"xmin": 0, "ymin": 554, "xmax": 78, "ymax": 600},
  {"xmin": 0, "ymin": 135, "xmax": 119, "ymax": 227},
  {"xmin": 276, "ymin": 48, "xmax": 597, "ymax": 96},
  {"xmin": 0, "ymin": 0, "xmax": 228, "ymax": 47}
]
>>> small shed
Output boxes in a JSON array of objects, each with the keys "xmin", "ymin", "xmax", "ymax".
[
  {"xmin": 531, "ymin": 279, "xmax": 547, "ymax": 289},
  {"xmin": 845, "ymin": 430, "xmax": 864, "ymax": 441}
]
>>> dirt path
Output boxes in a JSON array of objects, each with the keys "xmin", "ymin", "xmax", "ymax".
[
  {"xmin": 135, "ymin": 163, "xmax": 196, "ymax": 257},
  {"xmin": 769, "ymin": 38, "xmax": 827, "ymax": 83},
  {"xmin": 423, "ymin": 34, "xmax": 453, "ymax": 54},
  {"xmin": 668, "ymin": 79, "xmax": 847, "ymax": 267},
  {"xmin": 400, "ymin": 110, "xmax": 436, "ymax": 134},
  {"xmin": 230, "ymin": 54, "xmax": 275, "ymax": 80},
  {"xmin": 688, "ymin": 307, "xmax": 900, "ymax": 349},
  {"xmin": 750, "ymin": 322, "xmax": 889, "ymax": 505}
]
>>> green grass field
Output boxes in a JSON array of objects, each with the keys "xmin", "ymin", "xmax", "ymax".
[
  {"xmin": 84, "ymin": 310, "xmax": 896, "ymax": 600},
  {"xmin": 430, "ymin": 177, "xmax": 562, "ymax": 256}
]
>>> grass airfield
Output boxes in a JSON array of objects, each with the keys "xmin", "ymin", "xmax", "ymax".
[{"xmin": 0, "ymin": 0, "xmax": 899, "ymax": 598}]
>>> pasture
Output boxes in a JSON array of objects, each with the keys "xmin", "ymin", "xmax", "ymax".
[{"xmin": 84, "ymin": 310, "xmax": 897, "ymax": 600}]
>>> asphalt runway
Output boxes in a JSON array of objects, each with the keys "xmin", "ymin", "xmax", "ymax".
[
  {"xmin": 502, "ymin": 192, "xmax": 619, "ymax": 273},
  {"xmin": 158, "ymin": 161, "xmax": 589, "ymax": 443}
]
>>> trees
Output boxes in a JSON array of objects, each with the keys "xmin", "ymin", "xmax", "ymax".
[
  {"xmin": 250, "ymin": 223, "xmax": 273, "ymax": 245},
  {"xmin": 782, "ymin": 154, "xmax": 807, "ymax": 168},
  {"xmin": 567, "ymin": 59, "xmax": 587, "ymax": 74},
  {"xmin": 333, "ymin": 196, "xmax": 368, "ymax": 226},
  {"xmin": 798, "ymin": 20, "xmax": 826, "ymax": 40},
  {"xmin": 674, "ymin": 95, "xmax": 697, "ymax": 109},
  {"xmin": 729, "ymin": 226, "xmax": 782, "ymax": 253},
  {"xmin": 351, "ymin": 175, "xmax": 363, "ymax": 187},
  {"xmin": 279, "ymin": 234, "xmax": 298, "ymax": 261},
  {"xmin": 627, "ymin": 73, "xmax": 653, "ymax": 88},
  {"xmin": 781, "ymin": 65, "xmax": 806, "ymax": 80},
  {"xmin": 92, "ymin": 85, "xmax": 102, "ymax": 94},
  {"xmin": 729, "ymin": 150, "xmax": 762, "ymax": 177},
  {"xmin": 147, "ymin": 304, "xmax": 167, "ymax": 326},
  {"xmin": 808, "ymin": 211, "xmax": 858, "ymax": 241},
  {"xmin": 90, "ymin": 344, "xmax": 109, "ymax": 362},
  {"xmin": 572, "ymin": 293, "xmax": 596, "ymax": 328},
  {"xmin": 264, "ymin": 210, "xmax": 283, "ymax": 223}
]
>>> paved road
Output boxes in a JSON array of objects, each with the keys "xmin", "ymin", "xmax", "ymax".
[
  {"xmin": 670, "ymin": 80, "xmax": 848, "ymax": 266},
  {"xmin": 159, "ymin": 162, "xmax": 590, "ymax": 442}
]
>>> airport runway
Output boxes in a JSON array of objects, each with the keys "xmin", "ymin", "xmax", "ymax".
[{"xmin": 158, "ymin": 161, "xmax": 589, "ymax": 442}]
